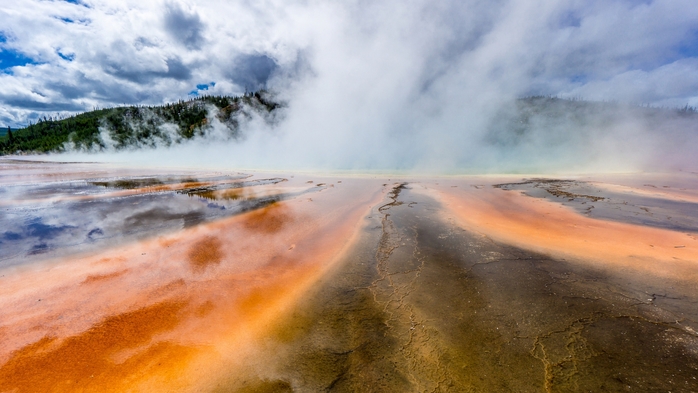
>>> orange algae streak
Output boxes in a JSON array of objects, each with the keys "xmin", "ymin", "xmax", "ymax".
[
  {"xmin": 196, "ymin": 301, "xmax": 215, "ymax": 317},
  {"xmin": 243, "ymin": 202, "xmax": 293, "ymax": 233},
  {"xmin": 0, "ymin": 301, "xmax": 193, "ymax": 393},
  {"xmin": 0, "ymin": 174, "xmax": 388, "ymax": 392},
  {"xmin": 432, "ymin": 180, "xmax": 698, "ymax": 282},
  {"xmin": 82, "ymin": 269, "xmax": 130, "ymax": 284},
  {"xmin": 187, "ymin": 236, "xmax": 224, "ymax": 272}
]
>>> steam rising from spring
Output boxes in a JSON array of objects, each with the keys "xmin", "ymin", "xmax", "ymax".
[{"xmin": 57, "ymin": 0, "xmax": 698, "ymax": 174}]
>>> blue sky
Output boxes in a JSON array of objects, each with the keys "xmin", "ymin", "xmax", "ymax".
[
  {"xmin": 0, "ymin": 0, "xmax": 697, "ymax": 127},
  {"xmin": 0, "ymin": 50, "xmax": 37, "ymax": 70}
]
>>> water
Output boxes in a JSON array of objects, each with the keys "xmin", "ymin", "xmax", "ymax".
[{"xmin": 1, "ymin": 158, "xmax": 697, "ymax": 392}]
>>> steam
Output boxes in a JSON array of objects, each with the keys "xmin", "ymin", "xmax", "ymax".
[{"xmin": 55, "ymin": 0, "xmax": 698, "ymax": 173}]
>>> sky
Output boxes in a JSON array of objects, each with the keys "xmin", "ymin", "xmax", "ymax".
[
  {"xmin": 1, "ymin": 0, "xmax": 698, "ymax": 172},
  {"xmin": 1, "ymin": 0, "xmax": 697, "ymax": 127}
]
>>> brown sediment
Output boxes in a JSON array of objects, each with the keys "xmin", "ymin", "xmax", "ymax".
[
  {"xmin": 89, "ymin": 175, "xmax": 249, "ymax": 190},
  {"xmin": 191, "ymin": 184, "xmax": 285, "ymax": 202},
  {"xmin": 243, "ymin": 202, "xmax": 293, "ymax": 233},
  {"xmin": 145, "ymin": 279, "xmax": 187, "ymax": 303},
  {"xmin": 82, "ymin": 269, "xmax": 130, "ymax": 284},
  {"xmin": 193, "ymin": 187, "xmax": 247, "ymax": 201},
  {"xmin": 187, "ymin": 236, "xmax": 223, "ymax": 272},
  {"xmin": 196, "ymin": 301, "xmax": 215, "ymax": 317}
]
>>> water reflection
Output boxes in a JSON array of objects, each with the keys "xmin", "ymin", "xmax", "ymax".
[
  {"xmin": 0, "ymin": 174, "xmax": 317, "ymax": 268},
  {"xmin": 5, "ymin": 160, "xmax": 696, "ymax": 392},
  {"xmin": 90, "ymin": 175, "xmax": 244, "ymax": 190},
  {"xmin": 0, "ymin": 161, "xmax": 385, "ymax": 393}
]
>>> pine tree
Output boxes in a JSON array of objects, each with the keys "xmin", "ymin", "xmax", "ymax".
[{"xmin": 7, "ymin": 126, "xmax": 13, "ymax": 143}]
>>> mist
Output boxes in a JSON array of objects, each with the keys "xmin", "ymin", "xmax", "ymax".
[{"xmin": 33, "ymin": 0, "xmax": 698, "ymax": 173}]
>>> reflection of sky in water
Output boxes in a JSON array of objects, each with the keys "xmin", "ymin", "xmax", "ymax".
[
  {"xmin": 0, "ymin": 176, "xmax": 315, "ymax": 268},
  {"xmin": 0, "ymin": 174, "xmax": 247, "ymax": 201}
]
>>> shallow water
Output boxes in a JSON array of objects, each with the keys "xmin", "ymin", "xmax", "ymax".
[
  {"xmin": 1, "ymin": 158, "xmax": 697, "ymax": 392},
  {"xmin": 0, "ymin": 174, "xmax": 298, "ymax": 267},
  {"xmin": 495, "ymin": 178, "xmax": 698, "ymax": 233}
]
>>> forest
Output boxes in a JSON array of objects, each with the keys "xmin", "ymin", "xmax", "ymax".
[
  {"xmin": 1, "ymin": 94, "xmax": 695, "ymax": 155},
  {"xmin": 0, "ymin": 91, "xmax": 279, "ymax": 155}
]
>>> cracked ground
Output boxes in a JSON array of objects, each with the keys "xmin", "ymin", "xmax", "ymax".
[
  {"xmin": 218, "ymin": 183, "xmax": 698, "ymax": 392},
  {"xmin": 3, "ymin": 167, "xmax": 697, "ymax": 393}
]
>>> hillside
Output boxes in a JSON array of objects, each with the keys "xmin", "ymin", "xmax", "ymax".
[
  {"xmin": 0, "ymin": 91, "xmax": 279, "ymax": 155},
  {"xmin": 0, "ymin": 128, "xmax": 18, "ymax": 137},
  {"xmin": 485, "ymin": 96, "xmax": 698, "ymax": 147},
  {"xmin": 1, "ymin": 95, "xmax": 696, "ymax": 156}
]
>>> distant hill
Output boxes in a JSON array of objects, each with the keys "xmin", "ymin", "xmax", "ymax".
[
  {"xmin": 486, "ymin": 96, "xmax": 698, "ymax": 147},
  {"xmin": 1, "ymin": 94, "xmax": 696, "ymax": 156},
  {"xmin": 0, "ymin": 128, "xmax": 20, "ymax": 137},
  {"xmin": 0, "ymin": 91, "xmax": 279, "ymax": 155}
]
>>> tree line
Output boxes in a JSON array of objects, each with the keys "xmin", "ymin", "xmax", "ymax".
[{"xmin": 0, "ymin": 91, "xmax": 279, "ymax": 155}]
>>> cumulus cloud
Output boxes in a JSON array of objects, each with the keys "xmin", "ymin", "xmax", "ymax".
[
  {"xmin": 560, "ymin": 58, "xmax": 698, "ymax": 107},
  {"xmin": 163, "ymin": 1, "xmax": 206, "ymax": 50},
  {"xmin": 229, "ymin": 54, "xmax": 278, "ymax": 92}
]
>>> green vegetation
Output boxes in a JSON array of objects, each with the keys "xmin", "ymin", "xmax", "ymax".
[
  {"xmin": 0, "ymin": 91, "xmax": 280, "ymax": 155},
  {"xmin": 486, "ymin": 96, "xmax": 698, "ymax": 147},
  {"xmin": 2, "ymin": 93, "xmax": 695, "ymax": 155},
  {"xmin": 0, "ymin": 127, "xmax": 18, "ymax": 137}
]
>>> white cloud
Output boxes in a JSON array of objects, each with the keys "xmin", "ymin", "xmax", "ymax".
[
  {"xmin": 2, "ymin": 0, "xmax": 698, "ymax": 171},
  {"xmin": 559, "ymin": 58, "xmax": 698, "ymax": 106}
]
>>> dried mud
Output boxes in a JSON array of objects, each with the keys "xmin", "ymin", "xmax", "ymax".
[{"xmin": 214, "ymin": 183, "xmax": 698, "ymax": 392}]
